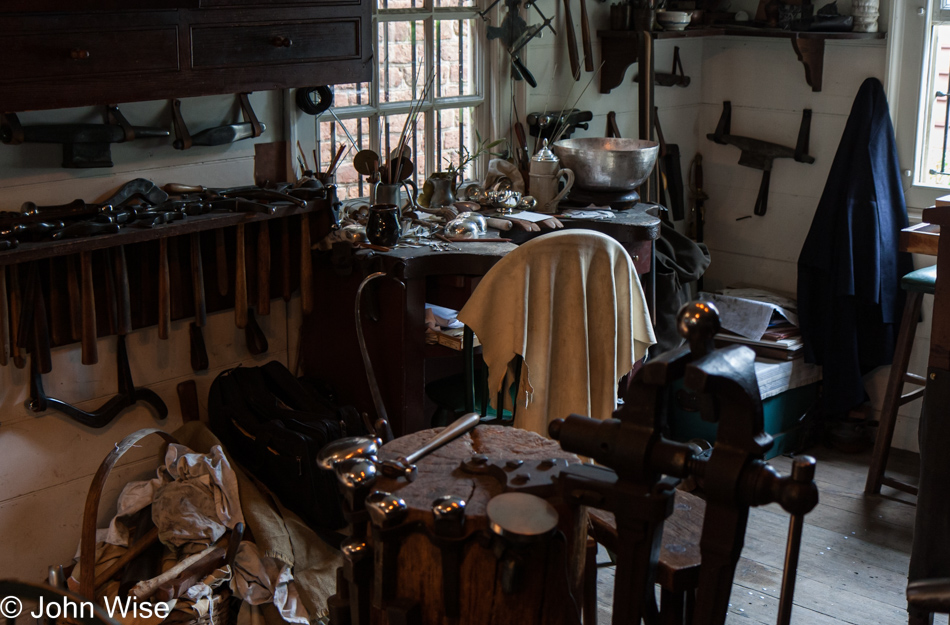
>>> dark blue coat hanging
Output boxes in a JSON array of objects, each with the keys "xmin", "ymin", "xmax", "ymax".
[{"xmin": 797, "ymin": 77, "xmax": 914, "ymax": 416}]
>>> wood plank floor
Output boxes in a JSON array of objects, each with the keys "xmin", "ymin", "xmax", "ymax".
[{"xmin": 593, "ymin": 446, "xmax": 930, "ymax": 625}]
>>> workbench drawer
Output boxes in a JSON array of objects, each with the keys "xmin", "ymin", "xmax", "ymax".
[
  {"xmin": 0, "ymin": 26, "xmax": 180, "ymax": 82},
  {"xmin": 190, "ymin": 18, "xmax": 361, "ymax": 69}
]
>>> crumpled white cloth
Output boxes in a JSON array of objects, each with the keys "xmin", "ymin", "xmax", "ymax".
[
  {"xmin": 231, "ymin": 542, "xmax": 309, "ymax": 624},
  {"xmin": 153, "ymin": 444, "xmax": 244, "ymax": 547},
  {"xmin": 561, "ymin": 209, "xmax": 615, "ymax": 220},
  {"xmin": 458, "ymin": 229, "xmax": 655, "ymax": 436},
  {"xmin": 101, "ymin": 444, "xmax": 244, "ymax": 548}
]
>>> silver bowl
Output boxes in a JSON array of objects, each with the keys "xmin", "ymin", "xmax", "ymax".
[{"xmin": 551, "ymin": 137, "xmax": 659, "ymax": 193}]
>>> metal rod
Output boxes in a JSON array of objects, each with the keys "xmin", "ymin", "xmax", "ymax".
[{"xmin": 356, "ymin": 272, "xmax": 394, "ymax": 423}]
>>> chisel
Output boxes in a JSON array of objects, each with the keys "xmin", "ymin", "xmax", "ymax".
[
  {"xmin": 168, "ymin": 236, "xmax": 185, "ymax": 321},
  {"xmin": 190, "ymin": 232, "xmax": 209, "ymax": 371},
  {"xmin": 80, "ymin": 252, "xmax": 98, "ymax": 365},
  {"xmin": 235, "ymin": 224, "xmax": 248, "ymax": 329},
  {"xmin": 158, "ymin": 238, "xmax": 170, "ymax": 340},
  {"xmin": 215, "ymin": 228, "xmax": 229, "ymax": 297},
  {"xmin": 0, "ymin": 265, "xmax": 8, "ymax": 366},
  {"xmin": 257, "ymin": 221, "xmax": 271, "ymax": 315},
  {"xmin": 114, "ymin": 246, "xmax": 132, "ymax": 336},
  {"xmin": 8, "ymin": 265, "xmax": 25, "ymax": 368},
  {"xmin": 281, "ymin": 219, "xmax": 292, "ymax": 302},
  {"xmin": 300, "ymin": 214, "xmax": 314, "ymax": 315},
  {"xmin": 563, "ymin": 0, "xmax": 581, "ymax": 79},
  {"xmin": 66, "ymin": 255, "xmax": 82, "ymax": 342},
  {"xmin": 32, "ymin": 264, "xmax": 52, "ymax": 375},
  {"xmin": 47, "ymin": 259, "xmax": 65, "ymax": 347},
  {"xmin": 579, "ymin": 0, "xmax": 594, "ymax": 72}
]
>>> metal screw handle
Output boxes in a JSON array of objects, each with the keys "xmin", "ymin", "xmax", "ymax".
[{"xmin": 677, "ymin": 300, "xmax": 721, "ymax": 357}]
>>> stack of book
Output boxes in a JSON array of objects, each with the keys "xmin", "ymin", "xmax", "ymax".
[
  {"xmin": 425, "ymin": 326, "xmax": 480, "ymax": 351},
  {"xmin": 702, "ymin": 288, "xmax": 805, "ymax": 361}
]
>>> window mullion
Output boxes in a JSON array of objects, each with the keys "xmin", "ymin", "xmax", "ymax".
[{"xmin": 425, "ymin": 12, "xmax": 436, "ymax": 177}]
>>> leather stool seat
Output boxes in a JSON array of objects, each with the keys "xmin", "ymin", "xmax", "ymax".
[{"xmin": 902, "ymin": 265, "xmax": 937, "ymax": 294}]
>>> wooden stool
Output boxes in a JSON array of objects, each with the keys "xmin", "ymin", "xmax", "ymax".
[
  {"xmin": 865, "ymin": 264, "xmax": 936, "ymax": 497},
  {"xmin": 588, "ymin": 490, "xmax": 705, "ymax": 625}
]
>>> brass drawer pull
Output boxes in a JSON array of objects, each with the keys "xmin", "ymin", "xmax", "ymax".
[
  {"xmin": 271, "ymin": 36, "xmax": 293, "ymax": 48},
  {"xmin": 70, "ymin": 49, "xmax": 91, "ymax": 60},
  {"xmin": 632, "ymin": 254, "xmax": 639, "ymax": 262}
]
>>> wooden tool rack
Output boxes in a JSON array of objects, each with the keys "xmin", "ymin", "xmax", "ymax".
[{"xmin": 0, "ymin": 199, "xmax": 334, "ymax": 350}]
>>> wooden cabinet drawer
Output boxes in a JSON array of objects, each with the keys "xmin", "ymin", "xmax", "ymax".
[
  {"xmin": 629, "ymin": 239, "xmax": 652, "ymax": 275},
  {"xmin": 0, "ymin": 27, "xmax": 179, "ymax": 82},
  {"xmin": 199, "ymin": 0, "xmax": 346, "ymax": 6},
  {"xmin": 191, "ymin": 19, "xmax": 361, "ymax": 69}
]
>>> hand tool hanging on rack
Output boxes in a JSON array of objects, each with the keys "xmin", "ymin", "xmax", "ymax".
[
  {"xmin": 0, "ymin": 106, "xmax": 170, "ymax": 169},
  {"xmin": 215, "ymin": 229, "xmax": 229, "ymax": 297},
  {"xmin": 190, "ymin": 233, "xmax": 210, "ymax": 371},
  {"xmin": 66, "ymin": 255, "xmax": 83, "ymax": 342},
  {"xmin": 47, "ymin": 259, "xmax": 65, "ymax": 347},
  {"xmin": 484, "ymin": 0, "xmax": 556, "ymax": 87},
  {"xmin": 257, "ymin": 222, "xmax": 271, "ymax": 316},
  {"xmin": 7, "ymin": 265, "xmax": 25, "ymax": 369},
  {"xmin": 281, "ymin": 219, "xmax": 292, "ymax": 302},
  {"xmin": 80, "ymin": 251, "xmax": 98, "ymax": 364},
  {"xmin": 654, "ymin": 107, "xmax": 685, "ymax": 221},
  {"xmin": 707, "ymin": 101, "xmax": 814, "ymax": 216},
  {"xmin": 245, "ymin": 222, "xmax": 270, "ymax": 355},
  {"xmin": 579, "ymin": 0, "xmax": 594, "ymax": 72},
  {"xmin": 171, "ymin": 93, "xmax": 265, "ymax": 150},
  {"xmin": 28, "ymin": 243, "xmax": 168, "ymax": 426},
  {"xmin": 168, "ymin": 236, "xmax": 185, "ymax": 322},
  {"xmin": 300, "ymin": 214, "xmax": 315, "ymax": 315},
  {"xmin": 0, "ymin": 266, "xmax": 7, "ymax": 366},
  {"xmin": 163, "ymin": 183, "xmax": 304, "ymax": 209},
  {"xmin": 235, "ymin": 224, "xmax": 248, "ymax": 330},
  {"xmin": 527, "ymin": 109, "xmax": 592, "ymax": 143},
  {"xmin": 31, "ymin": 264, "xmax": 52, "ymax": 375},
  {"xmin": 562, "ymin": 0, "xmax": 581, "ymax": 79},
  {"xmin": 688, "ymin": 153, "xmax": 708, "ymax": 290},
  {"xmin": 158, "ymin": 238, "xmax": 171, "ymax": 340},
  {"xmin": 605, "ymin": 111, "xmax": 622, "ymax": 138}
]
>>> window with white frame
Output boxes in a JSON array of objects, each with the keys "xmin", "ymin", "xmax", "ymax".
[
  {"xmin": 313, "ymin": 0, "xmax": 487, "ymax": 200},
  {"xmin": 889, "ymin": 0, "xmax": 950, "ymax": 213}
]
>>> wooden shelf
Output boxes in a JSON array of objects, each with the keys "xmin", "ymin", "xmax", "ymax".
[{"xmin": 597, "ymin": 27, "xmax": 885, "ymax": 93}]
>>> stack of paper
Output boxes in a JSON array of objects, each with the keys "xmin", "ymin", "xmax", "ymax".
[{"xmin": 700, "ymin": 288, "xmax": 804, "ymax": 360}]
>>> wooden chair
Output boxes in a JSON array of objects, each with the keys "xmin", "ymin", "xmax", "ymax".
[
  {"xmin": 907, "ymin": 578, "xmax": 950, "ymax": 625},
  {"xmin": 588, "ymin": 491, "xmax": 705, "ymax": 625},
  {"xmin": 865, "ymin": 264, "xmax": 935, "ymax": 497}
]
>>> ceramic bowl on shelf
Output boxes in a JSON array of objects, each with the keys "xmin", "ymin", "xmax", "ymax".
[{"xmin": 656, "ymin": 10, "xmax": 691, "ymax": 30}]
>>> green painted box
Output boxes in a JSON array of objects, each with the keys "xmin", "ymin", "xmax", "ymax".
[{"xmin": 666, "ymin": 381, "xmax": 819, "ymax": 460}]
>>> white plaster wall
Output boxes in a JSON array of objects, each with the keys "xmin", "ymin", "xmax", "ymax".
[{"xmin": 0, "ymin": 91, "xmax": 306, "ymax": 581}]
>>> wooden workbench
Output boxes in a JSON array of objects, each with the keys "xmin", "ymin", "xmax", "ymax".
[{"xmin": 300, "ymin": 205, "xmax": 661, "ymax": 436}]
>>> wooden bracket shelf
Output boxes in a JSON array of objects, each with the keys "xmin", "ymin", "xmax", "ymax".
[{"xmin": 597, "ymin": 27, "xmax": 885, "ymax": 94}]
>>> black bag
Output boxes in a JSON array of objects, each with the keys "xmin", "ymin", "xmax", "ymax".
[{"xmin": 208, "ymin": 360, "xmax": 366, "ymax": 530}]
